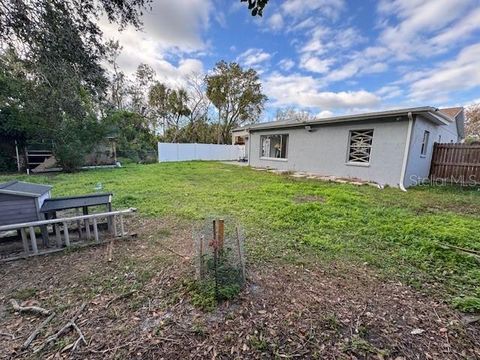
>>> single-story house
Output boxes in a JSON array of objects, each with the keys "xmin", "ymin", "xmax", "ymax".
[{"xmin": 232, "ymin": 106, "xmax": 465, "ymax": 189}]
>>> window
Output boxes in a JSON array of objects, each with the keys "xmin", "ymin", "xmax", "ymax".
[
  {"xmin": 420, "ymin": 130, "xmax": 430, "ymax": 157},
  {"xmin": 260, "ymin": 134, "xmax": 288, "ymax": 159},
  {"xmin": 348, "ymin": 129, "xmax": 374, "ymax": 164}
]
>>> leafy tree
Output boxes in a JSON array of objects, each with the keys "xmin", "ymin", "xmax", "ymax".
[
  {"xmin": 0, "ymin": 51, "xmax": 31, "ymax": 171},
  {"xmin": 149, "ymin": 83, "xmax": 191, "ymax": 142},
  {"xmin": 0, "ymin": 0, "xmax": 150, "ymax": 90},
  {"xmin": 162, "ymin": 117, "xmax": 218, "ymax": 144},
  {"xmin": 53, "ymin": 113, "xmax": 106, "ymax": 172},
  {"xmin": 0, "ymin": 0, "xmax": 150, "ymax": 170},
  {"xmin": 130, "ymin": 63, "xmax": 156, "ymax": 117},
  {"xmin": 465, "ymin": 104, "xmax": 480, "ymax": 142},
  {"xmin": 241, "ymin": 0, "xmax": 269, "ymax": 16},
  {"xmin": 0, "ymin": 50, "xmax": 31, "ymax": 140},
  {"xmin": 103, "ymin": 110, "xmax": 157, "ymax": 162},
  {"xmin": 205, "ymin": 61, "xmax": 267, "ymax": 144}
]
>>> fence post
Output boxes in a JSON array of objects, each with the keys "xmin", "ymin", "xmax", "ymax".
[
  {"xmin": 29, "ymin": 226, "xmax": 38, "ymax": 254},
  {"xmin": 429, "ymin": 142, "xmax": 438, "ymax": 179},
  {"xmin": 20, "ymin": 228, "xmax": 29, "ymax": 254},
  {"xmin": 63, "ymin": 222, "xmax": 70, "ymax": 247},
  {"xmin": 217, "ymin": 219, "xmax": 224, "ymax": 252},
  {"xmin": 93, "ymin": 218, "xmax": 99, "ymax": 243},
  {"xmin": 112, "ymin": 215, "xmax": 118, "ymax": 237},
  {"xmin": 54, "ymin": 223, "xmax": 62, "ymax": 248},
  {"xmin": 119, "ymin": 215, "xmax": 125, "ymax": 238}
]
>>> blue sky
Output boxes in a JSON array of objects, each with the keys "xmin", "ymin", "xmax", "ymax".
[{"xmin": 101, "ymin": 0, "xmax": 480, "ymax": 120}]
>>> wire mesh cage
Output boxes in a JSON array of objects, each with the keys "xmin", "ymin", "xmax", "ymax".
[{"xmin": 194, "ymin": 217, "xmax": 246, "ymax": 301}]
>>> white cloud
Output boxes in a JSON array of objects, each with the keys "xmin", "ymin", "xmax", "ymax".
[
  {"xmin": 466, "ymin": 98, "xmax": 480, "ymax": 106},
  {"xmin": 299, "ymin": 55, "xmax": 334, "ymax": 74},
  {"xmin": 408, "ymin": 43, "xmax": 480, "ymax": 100},
  {"xmin": 150, "ymin": 58, "xmax": 205, "ymax": 89},
  {"xmin": 214, "ymin": 11, "xmax": 227, "ymax": 28},
  {"xmin": 115, "ymin": 0, "xmax": 212, "ymax": 52},
  {"xmin": 278, "ymin": 59, "xmax": 295, "ymax": 71},
  {"xmin": 361, "ymin": 62, "xmax": 388, "ymax": 74},
  {"xmin": 264, "ymin": 72, "xmax": 379, "ymax": 110},
  {"xmin": 237, "ymin": 48, "xmax": 272, "ymax": 67},
  {"xmin": 376, "ymin": 85, "xmax": 403, "ymax": 100},
  {"xmin": 377, "ymin": 0, "xmax": 478, "ymax": 58},
  {"xmin": 288, "ymin": 17, "xmax": 317, "ymax": 32},
  {"xmin": 281, "ymin": 0, "xmax": 345, "ymax": 20},
  {"xmin": 430, "ymin": 7, "xmax": 480, "ymax": 49},
  {"xmin": 268, "ymin": 13, "xmax": 284, "ymax": 31},
  {"xmin": 317, "ymin": 110, "xmax": 334, "ymax": 118},
  {"xmin": 324, "ymin": 60, "xmax": 360, "ymax": 82},
  {"xmin": 300, "ymin": 26, "xmax": 366, "ymax": 56},
  {"xmin": 99, "ymin": 0, "xmax": 212, "ymax": 85},
  {"xmin": 300, "ymin": 27, "xmax": 330, "ymax": 54}
]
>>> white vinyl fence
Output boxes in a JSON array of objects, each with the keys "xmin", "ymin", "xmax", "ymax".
[{"xmin": 158, "ymin": 143, "xmax": 245, "ymax": 162}]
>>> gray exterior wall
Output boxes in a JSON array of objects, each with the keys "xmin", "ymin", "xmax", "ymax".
[
  {"xmin": 248, "ymin": 118, "xmax": 410, "ymax": 187},
  {"xmin": 404, "ymin": 115, "xmax": 459, "ymax": 187},
  {"xmin": 0, "ymin": 193, "xmax": 39, "ymax": 226}
]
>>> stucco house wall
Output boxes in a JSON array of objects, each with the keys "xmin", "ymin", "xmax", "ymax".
[
  {"xmin": 404, "ymin": 115, "xmax": 459, "ymax": 187},
  {"xmin": 249, "ymin": 118, "xmax": 410, "ymax": 187}
]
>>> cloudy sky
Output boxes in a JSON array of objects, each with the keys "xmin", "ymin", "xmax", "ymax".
[{"xmin": 101, "ymin": 0, "xmax": 480, "ymax": 120}]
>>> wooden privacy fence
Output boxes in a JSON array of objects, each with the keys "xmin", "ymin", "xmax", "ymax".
[
  {"xmin": 430, "ymin": 143, "xmax": 480, "ymax": 185},
  {"xmin": 0, "ymin": 208, "xmax": 136, "ymax": 261}
]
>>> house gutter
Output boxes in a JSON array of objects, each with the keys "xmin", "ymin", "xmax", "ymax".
[
  {"xmin": 399, "ymin": 112, "xmax": 414, "ymax": 191},
  {"xmin": 247, "ymin": 130, "xmax": 252, "ymax": 166}
]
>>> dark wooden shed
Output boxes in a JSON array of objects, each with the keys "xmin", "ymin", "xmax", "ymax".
[{"xmin": 0, "ymin": 181, "xmax": 52, "ymax": 226}]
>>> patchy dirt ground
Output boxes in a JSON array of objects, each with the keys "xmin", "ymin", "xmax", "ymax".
[{"xmin": 0, "ymin": 218, "xmax": 478, "ymax": 359}]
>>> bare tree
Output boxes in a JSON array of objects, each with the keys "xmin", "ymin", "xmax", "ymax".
[
  {"xmin": 465, "ymin": 103, "xmax": 480, "ymax": 141},
  {"xmin": 105, "ymin": 40, "xmax": 128, "ymax": 110},
  {"xmin": 275, "ymin": 107, "xmax": 316, "ymax": 123},
  {"xmin": 185, "ymin": 73, "xmax": 211, "ymax": 129}
]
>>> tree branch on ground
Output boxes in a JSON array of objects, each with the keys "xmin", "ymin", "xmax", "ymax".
[{"xmin": 9, "ymin": 299, "xmax": 51, "ymax": 316}]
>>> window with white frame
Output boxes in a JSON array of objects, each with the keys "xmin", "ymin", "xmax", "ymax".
[
  {"xmin": 260, "ymin": 134, "xmax": 288, "ymax": 159},
  {"xmin": 420, "ymin": 130, "xmax": 430, "ymax": 157},
  {"xmin": 348, "ymin": 129, "xmax": 374, "ymax": 164}
]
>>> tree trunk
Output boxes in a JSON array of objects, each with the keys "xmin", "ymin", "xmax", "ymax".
[{"xmin": 217, "ymin": 110, "xmax": 222, "ymax": 144}]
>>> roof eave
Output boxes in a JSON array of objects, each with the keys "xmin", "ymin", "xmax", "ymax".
[
  {"xmin": 420, "ymin": 110, "xmax": 451, "ymax": 125},
  {"xmin": 0, "ymin": 189, "xmax": 46, "ymax": 197},
  {"xmin": 246, "ymin": 107, "xmax": 451, "ymax": 132}
]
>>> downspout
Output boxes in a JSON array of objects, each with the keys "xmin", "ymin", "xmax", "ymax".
[
  {"xmin": 399, "ymin": 112, "xmax": 414, "ymax": 191},
  {"xmin": 247, "ymin": 130, "xmax": 252, "ymax": 166}
]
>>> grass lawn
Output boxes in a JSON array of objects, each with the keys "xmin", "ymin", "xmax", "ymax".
[{"xmin": 1, "ymin": 161, "xmax": 479, "ymax": 311}]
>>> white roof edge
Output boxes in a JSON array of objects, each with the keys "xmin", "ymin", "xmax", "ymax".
[
  {"xmin": 236, "ymin": 106, "xmax": 450, "ymax": 132},
  {"xmin": 0, "ymin": 189, "xmax": 44, "ymax": 197},
  {"xmin": 0, "ymin": 181, "xmax": 53, "ymax": 197}
]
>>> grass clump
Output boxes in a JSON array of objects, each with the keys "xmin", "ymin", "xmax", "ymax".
[
  {"xmin": 343, "ymin": 336, "xmax": 389, "ymax": 358},
  {"xmin": 185, "ymin": 279, "xmax": 217, "ymax": 312},
  {"xmin": 452, "ymin": 296, "xmax": 480, "ymax": 313},
  {"xmin": 11, "ymin": 288, "xmax": 37, "ymax": 301}
]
